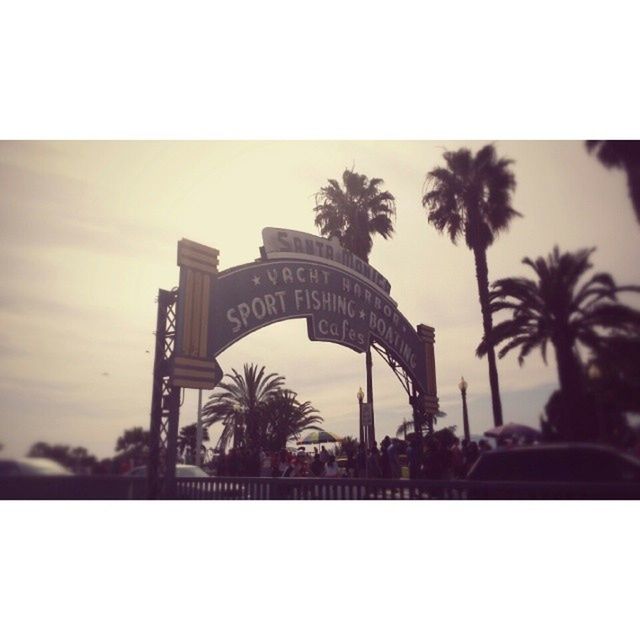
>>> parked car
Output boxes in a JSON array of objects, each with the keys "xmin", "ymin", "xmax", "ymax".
[
  {"xmin": 0, "ymin": 457, "xmax": 73, "ymax": 476},
  {"xmin": 466, "ymin": 443, "xmax": 640, "ymax": 483},
  {"xmin": 126, "ymin": 464, "xmax": 209, "ymax": 478}
]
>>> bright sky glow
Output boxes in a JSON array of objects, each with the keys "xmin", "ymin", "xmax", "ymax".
[{"xmin": 1, "ymin": 141, "xmax": 638, "ymax": 458}]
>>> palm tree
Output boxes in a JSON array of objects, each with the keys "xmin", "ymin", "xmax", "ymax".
[
  {"xmin": 586, "ymin": 141, "xmax": 640, "ymax": 224},
  {"xmin": 396, "ymin": 411, "xmax": 446, "ymax": 438},
  {"xmin": 115, "ymin": 426, "xmax": 149, "ymax": 452},
  {"xmin": 177, "ymin": 423, "xmax": 210, "ymax": 463},
  {"xmin": 202, "ymin": 363, "xmax": 285, "ymax": 451},
  {"xmin": 257, "ymin": 389, "xmax": 323, "ymax": 450},
  {"xmin": 422, "ymin": 144, "xmax": 521, "ymax": 426},
  {"xmin": 477, "ymin": 246, "xmax": 640, "ymax": 440},
  {"xmin": 314, "ymin": 168, "xmax": 396, "ymax": 262}
]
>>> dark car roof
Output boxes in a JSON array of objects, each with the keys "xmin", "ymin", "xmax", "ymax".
[
  {"xmin": 467, "ymin": 443, "xmax": 640, "ymax": 482},
  {"xmin": 477, "ymin": 443, "xmax": 639, "ymax": 462}
]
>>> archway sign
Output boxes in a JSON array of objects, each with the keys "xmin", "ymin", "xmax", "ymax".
[
  {"xmin": 148, "ymin": 228, "xmax": 438, "ymax": 496},
  {"xmin": 173, "ymin": 227, "xmax": 438, "ymax": 406}
]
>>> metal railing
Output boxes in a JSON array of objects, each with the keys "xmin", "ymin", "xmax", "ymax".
[
  {"xmin": 174, "ymin": 476, "xmax": 640, "ymax": 500},
  {"xmin": 1, "ymin": 475, "xmax": 639, "ymax": 500},
  {"xmin": 0, "ymin": 476, "xmax": 147, "ymax": 500}
]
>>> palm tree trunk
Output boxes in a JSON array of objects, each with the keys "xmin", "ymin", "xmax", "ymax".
[
  {"xmin": 624, "ymin": 160, "xmax": 640, "ymax": 225},
  {"xmin": 553, "ymin": 338, "xmax": 588, "ymax": 441},
  {"xmin": 473, "ymin": 246, "xmax": 503, "ymax": 426}
]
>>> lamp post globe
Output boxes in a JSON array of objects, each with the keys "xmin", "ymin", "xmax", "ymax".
[{"xmin": 587, "ymin": 362, "xmax": 602, "ymax": 381}]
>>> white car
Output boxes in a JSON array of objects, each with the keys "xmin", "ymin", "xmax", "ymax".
[
  {"xmin": 0, "ymin": 457, "xmax": 73, "ymax": 476},
  {"xmin": 126, "ymin": 464, "xmax": 209, "ymax": 478}
]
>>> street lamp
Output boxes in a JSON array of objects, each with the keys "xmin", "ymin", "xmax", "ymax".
[
  {"xmin": 458, "ymin": 376, "xmax": 470, "ymax": 442},
  {"xmin": 587, "ymin": 362, "xmax": 606, "ymax": 441},
  {"xmin": 357, "ymin": 387, "xmax": 365, "ymax": 445}
]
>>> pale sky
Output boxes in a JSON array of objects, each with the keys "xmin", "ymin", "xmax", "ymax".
[{"xmin": 0, "ymin": 141, "xmax": 638, "ymax": 459}]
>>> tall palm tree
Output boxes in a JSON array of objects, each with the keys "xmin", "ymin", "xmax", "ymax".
[
  {"xmin": 202, "ymin": 363, "xmax": 285, "ymax": 450},
  {"xmin": 586, "ymin": 141, "xmax": 640, "ymax": 224},
  {"xmin": 395, "ymin": 411, "xmax": 447, "ymax": 438},
  {"xmin": 477, "ymin": 246, "xmax": 640, "ymax": 440},
  {"xmin": 177, "ymin": 423, "xmax": 210, "ymax": 463},
  {"xmin": 257, "ymin": 389, "xmax": 323, "ymax": 450},
  {"xmin": 314, "ymin": 168, "xmax": 396, "ymax": 262},
  {"xmin": 422, "ymin": 144, "xmax": 521, "ymax": 426}
]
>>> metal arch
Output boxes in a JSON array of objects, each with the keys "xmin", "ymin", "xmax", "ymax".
[
  {"xmin": 370, "ymin": 341, "xmax": 413, "ymax": 398},
  {"xmin": 370, "ymin": 341, "xmax": 432, "ymax": 438}
]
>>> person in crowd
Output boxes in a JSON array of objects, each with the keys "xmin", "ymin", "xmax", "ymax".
[
  {"xmin": 407, "ymin": 437, "xmax": 422, "ymax": 479},
  {"xmin": 324, "ymin": 455, "xmax": 339, "ymax": 477},
  {"xmin": 346, "ymin": 449, "xmax": 356, "ymax": 478},
  {"xmin": 291, "ymin": 453, "xmax": 307, "ymax": 477},
  {"xmin": 319, "ymin": 445, "xmax": 329, "ymax": 465},
  {"xmin": 463, "ymin": 441, "xmax": 480, "ymax": 475},
  {"xmin": 388, "ymin": 438, "xmax": 401, "ymax": 478},
  {"xmin": 356, "ymin": 443, "xmax": 367, "ymax": 478},
  {"xmin": 450, "ymin": 438, "xmax": 465, "ymax": 478},
  {"xmin": 380, "ymin": 437, "xmax": 391, "ymax": 478},
  {"xmin": 226, "ymin": 448, "xmax": 238, "ymax": 476},
  {"xmin": 260, "ymin": 449, "xmax": 271, "ymax": 477},
  {"xmin": 478, "ymin": 439, "xmax": 492, "ymax": 453},
  {"xmin": 310, "ymin": 453, "xmax": 324, "ymax": 477},
  {"xmin": 217, "ymin": 450, "xmax": 227, "ymax": 477},
  {"xmin": 367, "ymin": 442, "xmax": 382, "ymax": 478}
]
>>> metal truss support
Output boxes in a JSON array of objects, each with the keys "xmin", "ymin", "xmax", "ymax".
[
  {"xmin": 370, "ymin": 342, "xmax": 412, "ymax": 397},
  {"xmin": 148, "ymin": 289, "xmax": 181, "ymax": 499},
  {"xmin": 370, "ymin": 342, "xmax": 432, "ymax": 440}
]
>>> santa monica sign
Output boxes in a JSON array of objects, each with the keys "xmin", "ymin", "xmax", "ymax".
[{"xmin": 170, "ymin": 229, "xmax": 438, "ymax": 412}]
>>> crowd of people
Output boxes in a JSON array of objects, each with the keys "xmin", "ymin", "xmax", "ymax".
[
  {"xmin": 210, "ymin": 434, "xmax": 497, "ymax": 480},
  {"xmin": 213, "ymin": 445, "xmax": 342, "ymax": 478}
]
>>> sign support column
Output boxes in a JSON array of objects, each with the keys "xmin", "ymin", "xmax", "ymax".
[{"xmin": 366, "ymin": 344, "xmax": 375, "ymax": 445}]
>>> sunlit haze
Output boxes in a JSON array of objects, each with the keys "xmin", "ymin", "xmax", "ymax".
[{"xmin": 1, "ymin": 140, "xmax": 638, "ymax": 458}]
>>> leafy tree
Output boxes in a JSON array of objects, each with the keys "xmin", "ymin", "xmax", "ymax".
[
  {"xmin": 333, "ymin": 436, "xmax": 359, "ymax": 458},
  {"xmin": 314, "ymin": 168, "xmax": 396, "ymax": 262},
  {"xmin": 395, "ymin": 412, "xmax": 447, "ymax": 438},
  {"xmin": 477, "ymin": 246, "xmax": 640, "ymax": 440},
  {"xmin": 202, "ymin": 363, "xmax": 285, "ymax": 450},
  {"xmin": 177, "ymin": 423, "xmax": 210, "ymax": 463},
  {"xmin": 422, "ymin": 144, "xmax": 521, "ymax": 426},
  {"xmin": 586, "ymin": 141, "xmax": 640, "ymax": 224},
  {"xmin": 115, "ymin": 426, "xmax": 149, "ymax": 452},
  {"xmin": 424, "ymin": 426, "xmax": 457, "ymax": 449},
  {"xmin": 590, "ymin": 333, "xmax": 640, "ymax": 414},
  {"xmin": 256, "ymin": 389, "xmax": 323, "ymax": 450},
  {"xmin": 27, "ymin": 442, "xmax": 97, "ymax": 473}
]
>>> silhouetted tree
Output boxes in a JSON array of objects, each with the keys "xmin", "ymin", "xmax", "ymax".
[
  {"xmin": 586, "ymin": 141, "xmax": 640, "ymax": 224},
  {"xmin": 177, "ymin": 423, "xmax": 210, "ymax": 463},
  {"xmin": 423, "ymin": 144, "xmax": 521, "ymax": 426},
  {"xmin": 115, "ymin": 426, "xmax": 149, "ymax": 452},
  {"xmin": 202, "ymin": 363, "xmax": 285, "ymax": 450},
  {"xmin": 334, "ymin": 436, "xmax": 359, "ymax": 458},
  {"xmin": 395, "ymin": 411, "xmax": 446, "ymax": 438},
  {"xmin": 256, "ymin": 389, "xmax": 323, "ymax": 450},
  {"xmin": 27, "ymin": 442, "xmax": 97, "ymax": 473},
  {"xmin": 314, "ymin": 168, "xmax": 396, "ymax": 262},
  {"xmin": 477, "ymin": 246, "xmax": 640, "ymax": 440}
]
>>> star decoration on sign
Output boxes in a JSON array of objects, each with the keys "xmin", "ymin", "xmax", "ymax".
[
  {"xmin": 359, "ymin": 310, "xmax": 366, "ymax": 320},
  {"xmin": 251, "ymin": 275, "xmax": 261, "ymax": 286}
]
